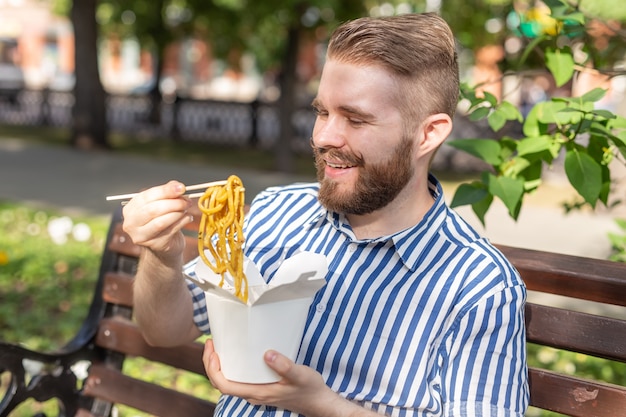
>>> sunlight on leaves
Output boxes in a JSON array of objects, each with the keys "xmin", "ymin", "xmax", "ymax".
[
  {"xmin": 446, "ymin": 138, "xmax": 503, "ymax": 166},
  {"xmin": 487, "ymin": 174, "xmax": 525, "ymax": 219},
  {"xmin": 564, "ymin": 149, "xmax": 602, "ymax": 207},
  {"xmin": 545, "ymin": 46, "xmax": 575, "ymax": 87}
]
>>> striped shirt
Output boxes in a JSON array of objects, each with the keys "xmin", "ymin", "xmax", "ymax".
[{"xmin": 185, "ymin": 175, "xmax": 529, "ymax": 416}]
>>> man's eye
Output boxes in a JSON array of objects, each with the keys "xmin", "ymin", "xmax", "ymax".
[
  {"xmin": 348, "ymin": 118, "xmax": 365, "ymax": 126},
  {"xmin": 313, "ymin": 108, "xmax": 328, "ymax": 117}
]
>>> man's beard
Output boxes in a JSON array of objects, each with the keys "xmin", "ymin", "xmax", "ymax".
[{"xmin": 313, "ymin": 136, "xmax": 414, "ymax": 215}]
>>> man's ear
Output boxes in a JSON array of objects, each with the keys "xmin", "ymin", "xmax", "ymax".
[{"xmin": 415, "ymin": 113, "xmax": 452, "ymax": 157}]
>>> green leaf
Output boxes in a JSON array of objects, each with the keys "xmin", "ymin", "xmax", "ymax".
[
  {"xmin": 589, "ymin": 123, "xmax": 625, "ymax": 146},
  {"xmin": 471, "ymin": 193, "xmax": 494, "ymax": 227},
  {"xmin": 554, "ymin": 107, "xmax": 585, "ymax": 125},
  {"xmin": 564, "ymin": 149, "xmax": 603, "ymax": 207},
  {"xmin": 488, "ymin": 102, "xmax": 523, "ymax": 132},
  {"xmin": 450, "ymin": 180, "xmax": 495, "ymax": 226},
  {"xmin": 523, "ymin": 105, "xmax": 547, "ymax": 137},
  {"xmin": 499, "ymin": 137, "xmax": 518, "ymax": 161},
  {"xmin": 524, "ymin": 101, "xmax": 576, "ymax": 133},
  {"xmin": 599, "ymin": 170, "xmax": 611, "ymax": 206},
  {"xmin": 502, "ymin": 157, "xmax": 531, "ymax": 177},
  {"xmin": 488, "ymin": 109, "xmax": 506, "ymax": 132},
  {"xmin": 483, "ymin": 91, "xmax": 498, "ymax": 106},
  {"xmin": 498, "ymin": 101, "xmax": 523, "ymax": 122},
  {"xmin": 545, "ymin": 47, "xmax": 575, "ymax": 87},
  {"xmin": 543, "ymin": 0, "xmax": 569, "ymax": 15},
  {"xmin": 561, "ymin": 12, "xmax": 585, "ymax": 26},
  {"xmin": 613, "ymin": 131, "xmax": 626, "ymax": 160},
  {"xmin": 537, "ymin": 101, "xmax": 574, "ymax": 125},
  {"xmin": 580, "ymin": 87, "xmax": 607, "ymax": 103},
  {"xmin": 519, "ymin": 160, "xmax": 544, "ymax": 191},
  {"xmin": 608, "ymin": 115, "xmax": 626, "ymax": 129},
  {"xmin": 590, "ymin": 109, "xmax": 615, "ymax": 121},
  {"xmin": 450, "ymin": 182, "xmax": 488, "ymax": 207},
  {"xmin": 487, "ymin": 174, "xmax": 525, "ymax": 219},
  {"xmin": 516, "ymin": 135, "xmax": 553, "ymax": 156},
  {"xmin": 468, "ymin": 106, "xmax": 491, "ymax": 121},
  {"xmin": 446, "ymin": 138, "xmax": 502, "ymax": 165}
]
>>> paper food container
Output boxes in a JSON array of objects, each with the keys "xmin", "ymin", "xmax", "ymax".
[{"xmin": 188, "ymin": 251, "xmax": 328, "ymax": 383}]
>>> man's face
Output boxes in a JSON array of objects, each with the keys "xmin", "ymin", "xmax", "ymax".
[{"xmin": 311, "ymin": 59, "xmax": 415, "ymax": 215}]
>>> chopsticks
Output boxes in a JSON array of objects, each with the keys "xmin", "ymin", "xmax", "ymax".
[{"xmin": 106, "ymin": 180, "xmax": 229, "ymax": 202}]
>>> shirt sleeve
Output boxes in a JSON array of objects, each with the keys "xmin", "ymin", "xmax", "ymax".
[
  {"xmin": 183, "ymin": 257, "xmax": 211, "ymax": 334},
  {"xmin": 439, "ymin": 284, "xmax": 529, "ymax": 416}
]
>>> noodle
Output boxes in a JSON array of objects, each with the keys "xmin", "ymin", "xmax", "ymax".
[{"xmin": 197, "ymin": 175, "xmax": 247, "ymax": 302}]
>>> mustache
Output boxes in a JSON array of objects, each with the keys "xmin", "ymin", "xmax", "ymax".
[{"xmin": 310, "ymin": 137, "xmax": 364, "ymax": 167}]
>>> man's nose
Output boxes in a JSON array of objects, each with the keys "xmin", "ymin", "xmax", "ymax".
[{"xmin": 312, "ymin": 117, "xmax": 346, "ymax": 149}]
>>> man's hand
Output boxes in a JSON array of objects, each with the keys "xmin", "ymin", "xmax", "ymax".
[
  {"xmin": 203, "ymin": 339, "xmax": 383, "ymax": 417},
  {"xmin": 122, "ymin": 180, "xmax": 194, "ymax": 263}
]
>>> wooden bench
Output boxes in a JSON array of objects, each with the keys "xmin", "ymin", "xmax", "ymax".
[{"xmin": 1, "ymin": 206, "xmax": 625, "ymax": 416}]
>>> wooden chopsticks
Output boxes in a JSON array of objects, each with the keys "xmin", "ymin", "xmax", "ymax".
[{"xmin": 106, "ymin": 180, "xmax": 229, "ymax": 202}]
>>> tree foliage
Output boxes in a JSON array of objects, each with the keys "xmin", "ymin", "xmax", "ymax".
[
  {"xmin": 447, "ymin": 0, "xmax": 626, "ymax": 225},
  {"xmin": 94, "ymin": 0, "xmax": 365, "ymax": 76},
  {"xmin": 91, "ymin": 0, "xmax": 367, "ymax": 168},
  {"xmin": 51, "ymin": 0, "xmax": 626, "ymax": 217}
]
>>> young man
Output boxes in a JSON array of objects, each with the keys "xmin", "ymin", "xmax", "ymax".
[{"xmin": 122, "ymin": 13, "xmax": 529, "ymax": 416}]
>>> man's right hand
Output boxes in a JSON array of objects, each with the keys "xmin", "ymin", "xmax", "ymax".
[{"xmin": 122, "ymin": 180, "xmax": 195, "ymax": 264}]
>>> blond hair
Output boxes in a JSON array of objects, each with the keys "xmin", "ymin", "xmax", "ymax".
[{"xmin": 327, "ymin": 13, "xmax": 459, "ymax": 128}]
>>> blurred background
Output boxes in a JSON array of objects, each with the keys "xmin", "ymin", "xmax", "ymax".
[
  {"xmin": 2, "ymin": 2, "xmax": 626, "ymax": 416},
  {"xmin": 0, "ymin": 0, "xmax": 624, "ymax": 172}
]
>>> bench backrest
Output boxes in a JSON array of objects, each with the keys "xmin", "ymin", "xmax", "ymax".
[{"xmin": 497, "ymin": 245, "xmax": 626, "ymax": 416}]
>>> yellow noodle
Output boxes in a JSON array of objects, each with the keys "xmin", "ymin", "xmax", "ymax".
[{"xmin": 197, "ymin": 175, "xmax": 247, "ymax": 302}]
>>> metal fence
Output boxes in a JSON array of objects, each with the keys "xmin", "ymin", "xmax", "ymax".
[
  {"xmin": 0, "ymin": 89, "xmax": 316, "ymax": 152},
  {"xmin": 0, "ymin": 89, "xmax": 502, "ymax": 172}
]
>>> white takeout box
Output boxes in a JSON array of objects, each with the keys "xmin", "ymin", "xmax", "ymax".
[{"xmin": 188, "ymin": 251, "xmax": 328, "ymax": 383}]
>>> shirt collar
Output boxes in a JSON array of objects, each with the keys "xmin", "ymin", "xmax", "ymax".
[
  {"xmin": 304, "ymin": 174, "xmax": 448, "ymax": 271},
  {"xmin": 391, "ymin": 175, "xmax": 448, "ymax": 271}
]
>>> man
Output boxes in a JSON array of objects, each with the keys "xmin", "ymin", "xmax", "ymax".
[{"xmin": 122, "ymin": 13, "xmax": 529, "ymax": 416}]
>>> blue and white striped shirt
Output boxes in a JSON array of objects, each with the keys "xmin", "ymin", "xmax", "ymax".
[{"xmin": 185, "ymin": 176, "xmax": 529, "ymax": 416}]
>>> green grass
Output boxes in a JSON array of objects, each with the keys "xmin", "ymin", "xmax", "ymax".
[{"xmin": 0, "ymin": 201, "xmax": 108, "ymax": 350}]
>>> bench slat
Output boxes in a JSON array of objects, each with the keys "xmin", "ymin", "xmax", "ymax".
[
  {"xmin": 109, "ymin": 224, "xmax": 141, "ymax": 258},
  {"xmin": 108, "ymin": 225, "xmax": 199, "ymax": 265},
  {"xmin": 83, "ymin": 364, "xmax": 215, "ymax": 417},
  {"xmin": 526, "ymin": 303, "xmax": 626, "ymax": 362},
  {"xmin": 529, "ymin": 367, "xmax": 626, "ymax": 417},
  {"xmin": 498, "ymin": 245, "xmax": 626, "ymax": 307},
  {"xmin": 102, "ymin": 272, "xmax": 134, "ymax": 307},
  {"xmin": 95, "ymin": 317, "xmax": 206, "ymax": 375}
]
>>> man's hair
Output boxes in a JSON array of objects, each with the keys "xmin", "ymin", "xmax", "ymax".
[{"xmin": 327, "ymin": 13, "xmax": 459, "ymax": 126}]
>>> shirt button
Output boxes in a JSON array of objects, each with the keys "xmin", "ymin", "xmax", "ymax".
[
  {"xmin": 348, "ymin": 244, "xmax": 357, "ymax": 253},
  {"xmin": 316, "ymin": 303, "xmax": 326, "ymax": 313}
]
